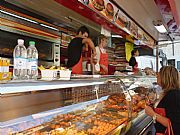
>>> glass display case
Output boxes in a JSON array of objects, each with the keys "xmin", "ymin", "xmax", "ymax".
[{"xmin": 0, "ymin": 76, "xmax": 157, "ymax": 135}]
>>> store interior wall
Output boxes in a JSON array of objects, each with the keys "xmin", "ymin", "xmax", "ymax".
[
  {"xmin": 160, "ymin": 42, "xmax": 180, "ymax": 70},
  {"xmin": 136, "ymin": 46, "xmax": 153, "ymax": 56}
]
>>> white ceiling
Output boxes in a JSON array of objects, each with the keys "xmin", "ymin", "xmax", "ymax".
[{"xmin": 114, "ymin": 0, "xmax": 163, "ymax": 40}]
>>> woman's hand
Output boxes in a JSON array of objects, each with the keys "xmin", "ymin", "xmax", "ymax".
[{"xmin": 145, "ymin": 105, "xmax": 155, "ymax": 117}]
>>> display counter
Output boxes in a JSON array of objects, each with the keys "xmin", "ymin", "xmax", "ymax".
[
  {"xmin": 0, "ymin": 76, "xmax": 157, "ymax": 135},
  {"xmin": 0, "ymin": 79, "xmax": 106, "ymax": 95}
]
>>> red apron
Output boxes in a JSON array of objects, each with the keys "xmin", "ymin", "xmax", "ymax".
[
  {"xmin": 99, "ymin": 49, "xmax": 108, "ymax": 75},
  {"xmin": 72, "ymin": 55, "xmax": 82, "ymax": 74}
]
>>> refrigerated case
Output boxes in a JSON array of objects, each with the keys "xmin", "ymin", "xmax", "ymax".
[{"xmin": 0, "ymin": 76, "xmax": 157, "ymax": 135}]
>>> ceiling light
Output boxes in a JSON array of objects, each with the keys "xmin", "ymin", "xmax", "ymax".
[
  {"xmin": 40, "ymin": 24, "xmax": 59, "ymax": 31},
  {"xmin": 0, "ymin": 10, "xmax": 38, "ymax": 24},
  {"xmin": 111, "ymin": 35, "xmax": 123, "ymax": 38},
  {"xmin": 154, "ymin": 24, "xmax": 167, "ymax": 33}
]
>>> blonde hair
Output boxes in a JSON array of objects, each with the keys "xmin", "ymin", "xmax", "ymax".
[
  {"xmin": 159, "ymin": 66, "xmax": 179, "ymax": 95},
  {"xmin": 98, "ymin": 34, "xmax": 107, "ymax": 45}
]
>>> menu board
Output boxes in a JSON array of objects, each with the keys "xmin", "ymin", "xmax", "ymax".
[
  {"xmin": 79, "ymin": 0, "xmax": 118, "ymax": 22},
  {"xmin": 78, "ymin": 0, "xmax": 155, "ymax": 47}
]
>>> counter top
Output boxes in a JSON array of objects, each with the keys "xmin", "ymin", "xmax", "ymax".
[
  {"xmin": 0, "ymin": 75, "xmax": 156, "ymax": 95},
  {"xmin": 0, "ymin": 79, "xmax": 107, "ymax": 95}
]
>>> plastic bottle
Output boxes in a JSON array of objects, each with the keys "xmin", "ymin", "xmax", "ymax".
[
  {"xmin": 13, "ymin": 39, "xmax": 27, "ymax": 80},
  {"xmin": 27, "ymin": 41, "xmax": 38, "ymax": 80}
]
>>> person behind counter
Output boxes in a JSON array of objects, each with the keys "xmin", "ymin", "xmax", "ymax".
[
  {"xmin": 94, "ymin": 34, "xmax": 108, "ymax": 75},
  {"xmin": 145, "ymin": 66, "xmax": 180, "ymax": 134},
  {"xmin": 67, "ymin": 26, "xmax": 96, "ymax": 74},
  {"xmin": 129, "ymin": 49, "xmax": 139, "ymax": 72}
]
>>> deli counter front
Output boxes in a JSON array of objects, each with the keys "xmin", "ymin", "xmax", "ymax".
[{"xmin": 0, "ymin": 76, "xmax": 157, "ymax": 135}]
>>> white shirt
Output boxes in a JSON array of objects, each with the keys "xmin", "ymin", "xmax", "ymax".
[{"xmin": 95, "ymin": 46, "xmax": 106, "ymax": 63}]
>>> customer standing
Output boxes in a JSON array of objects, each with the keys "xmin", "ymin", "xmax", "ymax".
[
  {"xmin": 145, "ymin": 66, "xmax": 180, "ymax": 134},
  {"xmin": 67, "ymin": 26, "xmax": 96, "ymax": 74},
  {"xmin": 94, "ymin": 34, "xmax": 108, "ymax": 75},
  {"xmin": 129, "ymin": 49, "xmax": 139, "ymax": 72}
]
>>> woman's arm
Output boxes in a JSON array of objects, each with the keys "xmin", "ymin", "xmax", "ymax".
[
  {"xmin": 82, "ymin": 38, "xmax": 96, "ymax": 56},
  {"xmin": 145, "ymin": 106, "xmax": 169, "ymax": 127}
]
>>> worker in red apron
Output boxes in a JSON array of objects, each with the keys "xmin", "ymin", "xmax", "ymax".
[
  {"xmin": 67, "ymin": 26, "xmax": 96, "ymax": 74},
  {"xmin": 94, "ymin": 34, "xmax": 108, "ymax": 75},
  {"xmin": 129, "ymin": 49, "xmax": 139, "ymax": 73}
]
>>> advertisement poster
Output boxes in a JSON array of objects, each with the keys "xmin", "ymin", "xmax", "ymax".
[
  {"xmin": 138, "ymin": 27, "xmax": 143, "ymax": 40},
  {"xmin": 79, "ymin": 0, "xmax": 118, "ymax": 22},
  {"xmin": 115, "ymin": 10, "xmax": 130, "ymax": 29},
  {"xmin": 78, "ymin": 0, "xmax": 155, "ymax": 47},
  {"xmin": 129, "ymin": 21, "xmax": 138, "ymax": 38}
]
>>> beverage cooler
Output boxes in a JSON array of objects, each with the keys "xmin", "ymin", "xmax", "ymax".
[{"xmin": 0, "ymin": 76, "xmax": 157, "ymax": 135}]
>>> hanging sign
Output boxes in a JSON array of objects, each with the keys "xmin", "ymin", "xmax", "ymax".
[{"xmin": 78, "ymin": 0, "xmax": 155, "ymax": 47}]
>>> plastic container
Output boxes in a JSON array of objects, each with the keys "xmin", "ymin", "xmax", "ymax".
[
  {"xmin": 59, "ymin": 70, "xmax": 71, "ymax": 80},
  {"xmin": 41, "ymin": 69, "xmax": 58, "ymax": 80}
]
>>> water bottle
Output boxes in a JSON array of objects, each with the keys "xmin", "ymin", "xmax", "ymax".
[
  {"xmin": 27, "ymin": 41, "xmax": 38, "ymax": 80},
  {"xmin": 13, "ymin": 39, "xmax": 27, "ymax": 80}
]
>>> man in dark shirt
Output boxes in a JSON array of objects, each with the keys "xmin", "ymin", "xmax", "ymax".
[{"xmin": 67, "ymin": 26, "xmax": 96, "ymax": 74}]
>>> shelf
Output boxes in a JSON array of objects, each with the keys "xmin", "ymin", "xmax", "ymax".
[{"xmin": 0, "ymin": 79, "xmax": 107, "ymax": 95}]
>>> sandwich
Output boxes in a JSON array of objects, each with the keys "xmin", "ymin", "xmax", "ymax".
[
  {"xmin": 91, "ymin": 0, "xmax": 105, "ymax": 11},
  {"xmin": 105, "ymin": 3, "xmax": 114, "ymax": 19}
]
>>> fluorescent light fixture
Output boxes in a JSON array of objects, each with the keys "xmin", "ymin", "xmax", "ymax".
[
  {"xmin": 0, "ymin": 10, "xmax": 38, "ymax": 24},
  {"xmin": 154, "ymin": 24, "xmax": 167, "ymax": 33},
  {"xmin": 111, "ymin": 35, "xmax": 123, "ymax": 38},
  {"xmin": 0, "ymin": 9, "xmax": 60, "ymax": 31},
  {"xmin": 40, "ymin": 24, "xmax": 59, "ymax": 31}
]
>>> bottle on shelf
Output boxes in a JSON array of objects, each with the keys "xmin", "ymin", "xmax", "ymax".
[
  {"xmin": 13, "ymin": 39, "xmax": 27, "ymax": 80},
  {"xmin": 27, "ymin": 41, "xmax": 38, "ymax": 80}
]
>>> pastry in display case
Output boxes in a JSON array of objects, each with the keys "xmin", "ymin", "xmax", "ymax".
[{"xmin": 0, "ymin": 76, "xmax": 157, "ymax": 135}]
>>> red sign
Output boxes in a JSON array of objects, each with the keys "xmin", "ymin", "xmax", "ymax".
[{"xmin": 79, "ymin": 0, "xmax": 155, "ymax": 46}]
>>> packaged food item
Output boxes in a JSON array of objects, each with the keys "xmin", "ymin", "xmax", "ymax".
[
  {"xmin": 38, "ymin": 65, "xmax": 71, "ymax": 80},
  {"xmin": 0, "ymin": 58, "xmax": 11, "ymax": 83}
]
